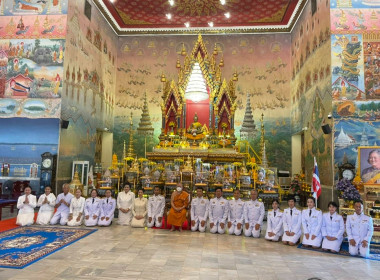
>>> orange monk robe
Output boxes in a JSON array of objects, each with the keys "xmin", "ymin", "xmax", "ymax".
[{"xmin": 167, "ymin": 191, "xmax": 189, "ymax": 227}]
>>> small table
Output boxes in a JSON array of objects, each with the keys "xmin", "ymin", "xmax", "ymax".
[{"xmin": 0, "ymin": 199, "xmax": 17, "ymax": 220}]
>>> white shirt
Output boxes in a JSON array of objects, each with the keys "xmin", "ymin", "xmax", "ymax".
[
  {"xmin": 117, "ymin": 191, "xmax": 135, "ymax": 210},
  {"xmin": 302, "ymin": 207, "xmax": 322, "ymax": 236},
  {"xmin": 100, "ymin": 197, "xmax": 116, "ymax": 218},
  {"xmin": 37, "ymin": 193, "xmax": 56, "ymax": 212},
  {"xmin": 84, "ymin": 197, "xmax": 101, "ymax": 217},
  {"xmin": 17, "ymin": 194, "xmax": 37, "ymax": 214},
  {"xmin": 244, "ymin": 199, "xmax": 265, "ymax": 225},
  {"xmin": 190, "ymin": 196, "xmax": 209, "ymax": 222},
  {"xmin": 148, "ymin": 194, "xmax": 165, "ymax": 218},
  {"xmin": 346, "ymin": 212, "xmax": 373, "ymax": 242},
  {"xmin": 283, "ymin": 207, "xmax": 302, "ymax": 233},
  {"xmin": 209, "ymin": 197, "xmax": 228, "ymax": 224},
  {"xmin": 267, "ymin": 209, "xmax": 283, "ymax": 235},
  {"xmin": 70, "ymin": 196, "xmax": 85, "ymax": 216},
  {"xmin": 55, "ymin": 192, "xmax": 74, "ymax": 213},
  {"xmin": 321, "ymin": 212, "xmax": 344, "ymax": 238},
  {"xmin": 228, "ymin": 199, "xmax": 244, "ymax": 224}
]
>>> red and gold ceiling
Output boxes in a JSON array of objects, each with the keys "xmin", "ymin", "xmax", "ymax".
[{"xmin": 93, "ymin": 0, "xmax": 307, "ymax": 34}]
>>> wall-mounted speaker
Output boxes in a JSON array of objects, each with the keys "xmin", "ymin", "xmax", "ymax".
[
  {"xmin": 61, "ymin": 120, "xmax": 69, "ymax": 129},
  {"xmin": 321, "ymin": 124, "xmax": 331, "ymax": 134}
]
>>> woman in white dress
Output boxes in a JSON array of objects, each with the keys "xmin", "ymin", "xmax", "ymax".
[
  {"xmin": 84, "ymin": 189, "xmax": 101, "ymax": 227},
  {"xmin": 265, "ymin": 199, "xmax": 283, "ymax": 242},
  {"xmin": 321, "ymin": 201, "xmax": 344, "ymax": 253},
  {"xmin": 131, "ymin": 189, "xmax": 148, "ymax": 228},
  {"xmin": 67, "ymin": 189, "xmax": 85, "ymax": 226},
  {"xmin": 16, "ymin": 186, "xmax": 37, "ymax": 226},
  {"xmin": 302, "ymin": 197, "xmax": 323, "ymax": 248},
  {"xmin": 36, "ymin": 186, "xmax": 56, "ymax": 225},
  {"xmin": 117, "ymin": 184, "xmax": 135, "ymax": 225},
  {"xmin": 98, "ymin": 189, "xmax": 116, "ymax": 226}
]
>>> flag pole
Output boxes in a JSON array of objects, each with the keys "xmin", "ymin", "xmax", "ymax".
[{"xmin": 313, "ymin": 156, "xmax": 317, "ymax": 209}]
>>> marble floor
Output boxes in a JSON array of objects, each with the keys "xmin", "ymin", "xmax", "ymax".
[{"xmin": 0, "ymin": 210, "xmax": 379, "ymax": 280}]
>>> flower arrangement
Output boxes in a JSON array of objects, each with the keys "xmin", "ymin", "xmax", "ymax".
[
  {"xmin": 335, "ymin": 178, "xmax": 355, "ymax": 198},
  {"xmin": 342, "ymin": 184, "xmax": 361, "ymax": 202},
  {"xmin": 289, "ymin": 178, "xmax": 301, "ymax": 195}
]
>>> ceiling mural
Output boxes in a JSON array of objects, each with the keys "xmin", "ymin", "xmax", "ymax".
[{"xmin": 93, "ymin": 0, "xmax": 306, "ymax": 34}]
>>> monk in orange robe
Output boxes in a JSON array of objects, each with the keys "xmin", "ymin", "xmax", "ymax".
[{"xmin": 167, "ymin": 183, "xmax": 189, "ymax": 232}]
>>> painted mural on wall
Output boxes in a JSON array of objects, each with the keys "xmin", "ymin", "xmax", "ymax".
[
  {"xmin": 331, "ymin": 34, "xmax": 364, "ymax": 92},
  {"xmin": 364, "ymin": 41, "xmax": 380, "ymax": 98},
  {"xmin": 331, "ymin": 0, "xmax": 380, "ymax": 177},
  {"xmin": 0, "ymin": 1, "xmax": 67, "ymax": 99},
  {"xmin": 57, "ymin": 0, "xmax": 117, "ymax": 183},
  {"xmin": 0, "ymin": 39, "xmax": 65, "ymax": 98},
  {"xmin": 0, "ymin": 0, "xmax": 67, "ymax": 15},
  {"xmin": 115, "ymin": 34, "xmax": 292, "ymax": 171},
  {"xmin": 0, "ymin": 98, "xmax": 60, "ymax": 118}
]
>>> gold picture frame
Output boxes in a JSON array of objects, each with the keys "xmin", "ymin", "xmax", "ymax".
[{"xmin": 358, "ymin": 146, "xmax": 380, "ymax": 184}]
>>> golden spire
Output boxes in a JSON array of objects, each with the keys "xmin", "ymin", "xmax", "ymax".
[
  {"xmin": 219, "ymin": 55, "xmax": 224, "ymax": 67},
  {"xmin": 176, "ymin": 57, "xmax": 181, "ymax": 69},
  {"xmin": 181, "ymin": 43, "xmax": 187, "ymax": 56},
  {"xmin": 160, "ymin": 73, "xmax": 166, "ymax": 82},
  {"xmin": 127, "ymin": 112, "xmax": 135, "ymax": 158},
  {"xmin": 260, "ymin": 113, "xmax": 265, "ymax": 159},
  {"xmin": 213, "ymin": 43, "xmax": 218, "ymax": 56},
  {"xmin": 232, "ymin": 69, "xmax": 238, "ymax": 81}
]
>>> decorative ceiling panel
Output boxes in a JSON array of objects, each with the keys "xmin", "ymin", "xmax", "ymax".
[{"xmin": 93, "ymin": 0, "xmax": 307, "ymax": 34}]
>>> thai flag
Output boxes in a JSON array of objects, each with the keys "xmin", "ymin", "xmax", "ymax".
[{"xmin": 312, "ymin": 157, "xmax": 321, "ymax": 199}]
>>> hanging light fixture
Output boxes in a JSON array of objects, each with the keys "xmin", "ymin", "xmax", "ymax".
[{"xmin": 185, "ymin": 63, "xmax": 208, "ymax": 103}]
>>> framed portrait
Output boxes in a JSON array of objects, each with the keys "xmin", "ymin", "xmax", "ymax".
[{"xmin": 358, "ymin": 146, "xmax": 380, "ymax": 184}]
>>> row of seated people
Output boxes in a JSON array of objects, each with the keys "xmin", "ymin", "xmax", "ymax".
[{"xmin": 16, "ymin": 184, "xmax": 373, "ymax": 258}]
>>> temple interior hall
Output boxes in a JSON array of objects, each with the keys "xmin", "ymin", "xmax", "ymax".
[{"xmin": 1, "ymin": 0, "xmax": 380, "ymax": 279}]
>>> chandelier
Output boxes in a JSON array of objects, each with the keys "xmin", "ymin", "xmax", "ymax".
[{"xmin": 185, "ymin": 63, "xmax": 209, "ymax": 102}]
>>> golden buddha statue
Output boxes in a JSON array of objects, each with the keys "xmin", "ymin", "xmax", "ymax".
[
  {"xmin": 182, "ymin": 155, "xmax": 193, "ymax": 172},
  {"xmin": 187, "ymin": 113, "xmax": 203, "ymax": 136}
]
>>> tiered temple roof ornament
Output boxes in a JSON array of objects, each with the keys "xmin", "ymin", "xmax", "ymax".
[
  {"xmin": 240, "ymin": 93, "xmax": 257, "ymax": 140},
  {"xmin": 137, "ymin": 92, "xmax": 154, "ymax": 136},
  {"xmin": 159, "ymin": 34, "xmax": 238, "ymax": 145},
  {"xmin": 126, "ymin": 112, "xmax": 135, "ymax": 158}
]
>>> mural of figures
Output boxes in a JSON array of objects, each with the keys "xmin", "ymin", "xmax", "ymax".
[
  {"xmin": 2, "ymin": 0, "xmax": 68, "ymax": 16},
  {"xmin": 331, "ymin": 34, "xmax": 365, "ymax": 92},
  {"xmin": 364, "ymin": 41, "xmax": 380, "ymax": 99},
  {"xmin": 0, "ymin": 15, "xmax": 67, "ymax": 39},
  {"xmin": 334, "ymin": 100, "xmax": 380, "ymax": 120},
  {"xmin": 2, "ymin": 39, "xmax": 65, "ymax": 98}
]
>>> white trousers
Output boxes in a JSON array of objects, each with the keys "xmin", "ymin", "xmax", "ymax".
[
  {"xmin": 265, "ymin": 230, "xmax": 283, "ymax": 241},
  {"xmin": 98, "ymin": 215, "xmax": 113, "ymax": 226},
  {"xmin": 244, "ymin": 225, "xmax": 261, "ymax": 238},
  {"xmin": 67, "ymin": 215, "xmax": 83, "ymax": 226},
  {"xmin": 321, "ymin": 237, "xmax": 343, "ymax": 252},
  {"xmin": 228, "ymin": 222, "xmax": 243, "ymax": 236},
  {"xmin": 302, "ymin": 234, "xmax": 322, "ymax": 247},
  {"xmin": 50, "ymin": 211, "xmax": 69, "ymax": 225},
  {"xmin": 210, "ymin": 221, "xmax": 226, "ymax": 234},
  {"xmin": 36, "ymin": 210, "xmax": 53, "ymax": 225},
  {"xmin": 282, "ymin": 231, "xmax": 301, "ymax": 244},
  {"xmin": 191, "ymin": 220, "xmax": 206, "ymax": 232},
  {"xmin": 147, "ymin": 216, "xmax": 163, "ymax": 228},
  {"xmin": 84, "ymin": 216, "xmax": 99, "ymax": 227},
  {"xmin": 349, "ymin": 240, "xmax": 370, "ymax": 258},
  {"xmin": 16, "ymin": 213, "xmax": 34, "ymax": 226}
]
